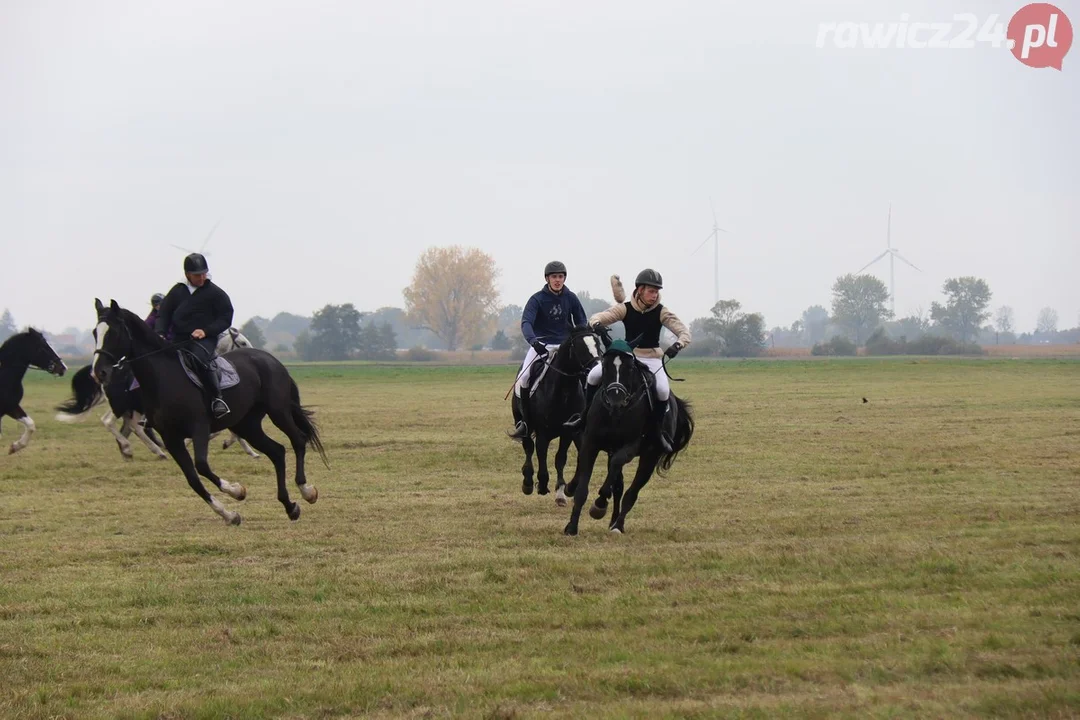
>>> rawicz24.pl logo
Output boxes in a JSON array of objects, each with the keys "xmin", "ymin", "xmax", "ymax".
[{"xmin": 816, "ymin": 3, "xmax": 1073, "ymax": 70}]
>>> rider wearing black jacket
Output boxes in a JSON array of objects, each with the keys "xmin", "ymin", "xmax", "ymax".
[{"xmin": 155, "ymin": 253, "xmax": 234, "ymax": 418}]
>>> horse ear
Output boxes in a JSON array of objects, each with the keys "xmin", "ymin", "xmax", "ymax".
[
  {"xmin": 109, "ymin": 299, "xmax": 121, "ymax": 313},
  {"xmin": 94, "ymin": 298, "xmax": 104, "ymax": 313}
]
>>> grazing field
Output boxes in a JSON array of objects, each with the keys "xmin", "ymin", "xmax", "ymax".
[{"xmin": 1, "ymin": 358, "xmax": 1078, "ymax": 718}]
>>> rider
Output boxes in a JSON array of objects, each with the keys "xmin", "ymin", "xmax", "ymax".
[
  {"xmin": 145, "ymin": 293, "xmax": 165, "ymax": 329},
  {"xmin": 154, "ymin": 253, "xmax": 234, "ymax": 419},
  {"xmin": 564, "ymin": 268, "xmax": 691, "ymax": 452},
  {"xmin": 507, "ymin": 260, "xmax": 588, "ymax": 439}
]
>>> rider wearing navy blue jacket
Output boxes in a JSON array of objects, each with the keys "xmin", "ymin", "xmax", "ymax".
[{"xmin": 508, "ymin": 261, "xmax": 587, "ymax": 439}]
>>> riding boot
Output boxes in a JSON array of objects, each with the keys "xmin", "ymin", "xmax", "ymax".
[
  {"xmin": 564, "ymin": 383, "xmax": 599, "ymax": 431},
  {"xmin": 650, "ymin": 400, "xmax": 673, "ymax": 453},
  {"xmin": 199, "ymin": 360, "xmax": 230, "ymax": 419},
  {"xmin": 508, "ymin": 386, "xmax": 531, "ymax": 439}
]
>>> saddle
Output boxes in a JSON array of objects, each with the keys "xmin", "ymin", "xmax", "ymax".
[
  {"xmin": 526, "ymin": 353, "xmax": 554, "ymax": 394},
  {"xmin": 178, "ymin": 352, "xmax": 241, "ymax": 391}
]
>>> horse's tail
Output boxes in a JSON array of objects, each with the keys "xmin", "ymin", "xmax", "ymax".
[
  {"xmin": 55, "ymin": 365, "xmax": 104, "ymax": 421},
  {"xmin": 290, "ymin": 380, "xmax": 329, "ymax": 468},
  {"xmin": 657, "ymin": 396, "xmax": 694, "ymax": 476}
]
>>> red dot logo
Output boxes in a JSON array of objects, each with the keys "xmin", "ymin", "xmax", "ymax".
[{"xmin": 1008, "ymin": 3, "xmax": 1073, "ymax": 69}]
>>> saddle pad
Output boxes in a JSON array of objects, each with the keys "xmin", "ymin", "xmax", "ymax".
[
  {"xmin": 178, "ymin": 353, "xmax": 241, "ymax": 391},
  {"xmin": 528, "ymin": 355, "xmax": 553, "ymax": 393}
]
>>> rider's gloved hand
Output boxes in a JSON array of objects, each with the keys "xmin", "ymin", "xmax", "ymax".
[
  {"xmin": 531, "ymin": 341, "xmax": 549, "ymax": 357},
  {"xmin": 591, "ymin": 323, "xmax": 612, "ymax": 344},
  {"xmin": 665, "ymin": 342, "xmax": 682, "ymax": 359}
]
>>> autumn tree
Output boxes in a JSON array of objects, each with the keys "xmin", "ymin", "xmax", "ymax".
[{"xmin": 403, "ymin": 246, "xmax": 499, "ymax": 351}]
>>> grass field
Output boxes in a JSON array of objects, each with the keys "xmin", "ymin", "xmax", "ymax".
[{"xmin": 1, "ymin": 358, "xmax": 1078, "ymax": 718}]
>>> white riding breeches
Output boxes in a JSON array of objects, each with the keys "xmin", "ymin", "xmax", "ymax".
[
  {"xmin": 515, "ymin": 344, "xmax": 559, "ymax": 395},
  {"xmin": 586, "ymin": 355, "xmax": 669, "ymax": 401}
]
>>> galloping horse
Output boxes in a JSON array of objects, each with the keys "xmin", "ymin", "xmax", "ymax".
[
  {"xmin": 563, "ymin": 339, "xmax": 694, "ymax": 535},
  {"xmin": 56, "ymin": 328, "xmax": 261, "ymax": 460},
  {"xmin": 1, "ymin": 329, "xmax": 67, "ymax": 454},
  {"xmin": 91, "ymin": 299, "xmax": 326, "ymax": 524},
  {"xmin": 510, "ymin": 325, "xmax": 603, "ymax": 505}
]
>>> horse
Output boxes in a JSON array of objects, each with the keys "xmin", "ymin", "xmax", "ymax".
[
  {"xmin": 510, "ymin": 325, "xmax": 604, "ymax": 505},
  {"xmin": 1, "ymin": 329, "xmax": 67, "ymax": 454},
  {"xmin": 563, "ymin": 339, "xmax": 694, "ymax": 536},
  {"xmin": 91, "ymin": 299, "xmax": 326, "ymax": 525},
  {"xmin": 55, "ymin": 328, "xmax": 261, "ymax": 460}
]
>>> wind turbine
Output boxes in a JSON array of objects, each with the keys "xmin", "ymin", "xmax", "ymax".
[
  {"xmin": 691, "ymin": 200, "xmax": 729, "ymax": 307},
  {"xmin": 855, "ymin": 204, "xmax": 920, "ymax": 316},
  {"xmin": 170, "ymin": 217, "xmax": 223, "ymax": 257}
]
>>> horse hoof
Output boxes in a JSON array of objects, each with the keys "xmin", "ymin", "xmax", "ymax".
[
  {"xmin": 287, "ymin": 503, "xmax": 301, "ymax": 521},
  {"xmin": 610, "ymin": 527, "xmax": 623, "ymax": 535},
  {"xmin": 537, "ymin": 485, "xmax": 549, "ymax": 495},
  {"xmin": 589, "ymin": 503, "xmax": 607, "ymax": 520},
  {"xmin": 555, "ymin": 492, "xmax": 568, "ymax": 508},
  {"xmin": 228, "ymin": 514, "xmax": 242, "ymax": 526},
  {"xmin": 234, "ymin": 484, "xmax": 247, "ymax": 501},
  {"xmin": 563, "ymin": 523, "xmax": 578, "ymax": 536},
  {"xmin": 157, "ymin": 454, "xmax": 167, "ymax": 461},
  {"xmin": 521, "ymin": 481, "xmax": 534, "ymax": 496},
  {"xmin": 301, "ymin": 485, "xmax": 318, "ymax": 504},
  {"xmin": 8, "ymin": 444, "xmax": 18, "ymax": 455}
]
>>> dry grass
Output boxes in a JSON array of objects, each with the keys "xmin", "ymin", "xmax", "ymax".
[{"xmin": 1, "ymin": 358, "xmax": 1078, "ymax": 718}]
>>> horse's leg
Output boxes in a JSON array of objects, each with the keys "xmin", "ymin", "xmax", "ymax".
[
  {"xmin": 607, "ymin": 463, "xmax": 627, "ymax": 532},
  {"xmin": 7, "ymin": 408, "xmax": 35, "ymax": 455},
  {"xmin": 611, "ymin": 451, "xmax": 660, "ymax": 534},
  {"xmin": 130, "ymin": 411, "xmax": 168, "ymax": 459},
  {"xmin": 553, "ymin": 433, "xmax": 574, "ymax": 507},
  {"xmin": 266, "ymin": 407, "xmax": 318, "ymax": 505},
  {"xmin": 520, "ymin": 433, "xmax": 536, "ymax": 495},
  {"xmin": 238, "ymin": 413, "xmax": 299, "ymax": 520},
  {"xmin": 564, "ymin": 440, "xmax": 600, "ymax": 536},
  {"xmin": 238, "ymin": 435, "xmax": 261, "ymax": 459},
  {"xmin": 535, "ymin": 434, "xmax": 552, "ymax": 495},
  {"xmin": 589, "ymin": 453, "xmax": 620, "ymax": 520},
  {"xmin": 191, "ymin": 426, "xmax": 247, "ymax": 502},
  {"xmin": 100, "ymin": 410, "xmax": 133, "ymax": 459},
  {"xmin": 162, "ymin": 432, "xmax": 240, "ymax": 525}
]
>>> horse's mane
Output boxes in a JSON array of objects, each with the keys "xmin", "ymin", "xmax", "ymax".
[
  {"xmin": 0, "ymin": 328, "xmax": 42, "ymax": 360},
  {"xmin": 117, "ymin": 309, "xmax": 167, "ymax": 350}
]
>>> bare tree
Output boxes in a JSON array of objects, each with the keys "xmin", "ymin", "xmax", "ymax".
[
  {"xmin": 1036, "ymin": 307, "xmax": 1058, "ymax": 334},
  {"xmin": 994, "ymin": 306, "xmax": 1015, "ymax": 335}
]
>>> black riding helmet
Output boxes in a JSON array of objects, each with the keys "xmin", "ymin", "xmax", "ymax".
[
  {"xmin": 544, "ymin": 260, "xmax": 567, "ymax": 277},
  {"xmin": 151, "ymin": 293, "xmax": 165, "ymax": 307},
  {"xmin": 635, "ymin": 268, "xmax": 663, "ymax": 289},
  {"xmin": 184, "ymin": 253, "xmax": 209, "ymax": 274}
]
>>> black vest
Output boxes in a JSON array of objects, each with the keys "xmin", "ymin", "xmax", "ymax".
[{"xmin": 622, "ymin": 302, "xmax": 663, "ymax": 349}]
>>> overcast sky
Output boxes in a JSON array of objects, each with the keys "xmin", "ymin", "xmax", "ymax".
[{"xmin": 3, "ymin": 0, "xmax": 1077, "ymax": 335}]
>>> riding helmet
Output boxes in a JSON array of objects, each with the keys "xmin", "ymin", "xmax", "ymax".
[
  {"xmin": 544, "ymin": 261, "xmax": 567, "ymax": 277},
  {"xmin": 634, "ymin": 268, "xmax": 663, "ymax": 289},
  {"xmin": 151, "ymin": 293, "xmax": 165, "ymax": 307},
  {"xmin": 184, "ymin": 253, "xmax": 209, "ymax": 274}
]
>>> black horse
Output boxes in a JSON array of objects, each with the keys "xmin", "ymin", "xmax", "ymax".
[
  {"xmin": 510, "ymin": 325, "xmax": 603, "ymax": 505},
  {"xmin": 1, "ymin": 329, "xmax": 67, "ymax": 454},
  {"xmin": 563, "ymin": 340, "xmax": 694, "ymax": 535},
  {"xmin": 91, "ymin": 299, "xmax": 326, "ymax": 524}
]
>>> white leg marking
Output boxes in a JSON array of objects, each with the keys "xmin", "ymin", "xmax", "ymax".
[
  {"xmin": 218, "ymin": 477, "xmax": 246, "ymax": 500},
  {"xmin": 130, "ymin": 412, "xmax": 167, "ymax": 457},
  {"xmin": 10, "ymin": 416, "xmax": 36, "ymax": 453},
  {"xmin": 238, "ymin": 438, "xmax": 260, "ymax": 459},
  {"xmin": 209, "ymin": 496, "xmax": 241, "ymax": 525},
  {"xmin": 102, "ymin": 411, "xmax": 132, "ymax": 456}
]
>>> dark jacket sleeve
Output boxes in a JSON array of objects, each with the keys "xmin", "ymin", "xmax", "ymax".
[
  {"xmin": 154, "ymin": 285, "xmax": 184, "ymax": 336},
  {"xmin": 570, "ymin": 293, "xmax": 587, "ymax": 328},
  {"xmin": 203, "ymin": 286, "xmax": 234, "ymax": 338},
  {"xmin": 520, "ymin": 295, "xmax": 541, "ymax": 345}
]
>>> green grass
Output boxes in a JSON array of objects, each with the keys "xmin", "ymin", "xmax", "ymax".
[{"xmin": 1, "ymin": 358, "xmax": 1078, "ymax": 718}]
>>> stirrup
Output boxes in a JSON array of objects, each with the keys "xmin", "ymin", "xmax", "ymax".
[
  {"xmin": 211, "ymin": 398, "xmax": 231, "ymax": 419},
  {"xmin": 507, "ymin": 420, "xmax": 529, "ymax": 439}
]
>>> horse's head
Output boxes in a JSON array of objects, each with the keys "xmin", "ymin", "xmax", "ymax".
[
  {"xmin": 0, "ymin": 328, "xmax": 67, "ymax": 376},
  {"xmin": 599, "ymin": 338, "xmax": 644, "ymax": 409},
  {"xmin": 219, "ymin": 327, "xmax": 253, "ymax": 352},
  {"xmin": 91, "ymin": 298, "xmax": 134, "ymax": 386},
  {"xmin": 561, "ymin": 324, "xmax": 603, "ymax": 373}
]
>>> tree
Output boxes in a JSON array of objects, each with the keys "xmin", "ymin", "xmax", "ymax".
[
  {"xmin": 497, "ymin": 304, "xmax": 524, "ymax": 335},
  {"xmin": 403, "ymin": 246, "xmax": 500, "ymax": 351},
  {"xmin": 800, "ymin": 305, "xmax": 830, "ymax": 346},
  {"xmin": 0, "ymin": 309, "xmax": 15, "ymax": 343},
  {"xmin": 830, "ymin": 274, "xmax": 892, "ymax": 345},
  {"xmin": 356, "ymin": 321, "xmax": 397, "ymax": 361},
  {"xmin": 576, "ymin": 291, "xmax": 611, "ymax": 318},
  {"xmin": 994, "ymin": 306, "xmax": 1015, "ymax": 335},
  {"xmin": 239, "ymin": 319, "xmax": 266, "ymax": 349},
  {"xmin": 308, "ymin": 303, "xmax": 363, "ymax": 360},
  {"xmin": 701, "ymin": 300, "xmax": 766, "ymax": 357},
  {"xmin": 293, "ymin": 330, "xmax": 313, "ymax": 360},
  {"xmin": 267, "ymin": 312, "xmax": 311, "ymax": 336},
  {"xmin": 930, "ymin": 277, "xmax": 992, "ymax": 344},
  {"xmin": 491, "ymin": 329, "xmax": 512, "ymax": 350},
  {"xmin": 1036, "ymin": 307, "xmax": 1058, "ymax": 334}
]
